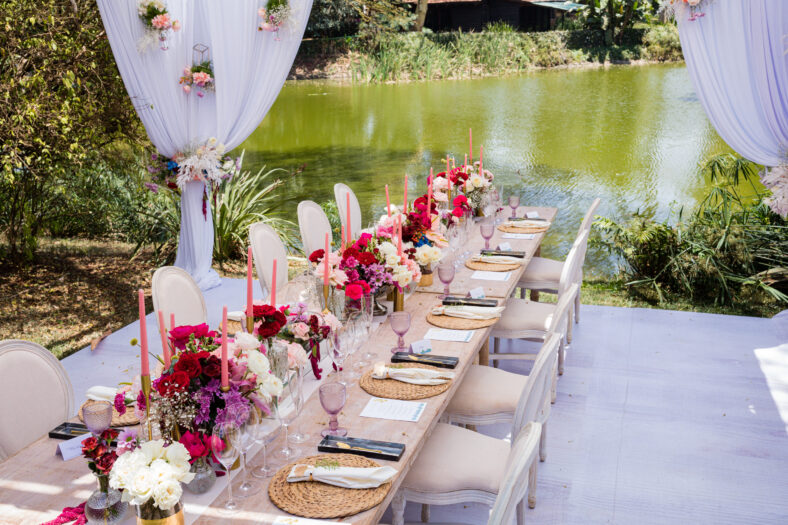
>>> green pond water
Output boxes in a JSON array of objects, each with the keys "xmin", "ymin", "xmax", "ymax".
[{"xmin": 240, "ymin": 63, "xmax": 734, "ymax": 277}]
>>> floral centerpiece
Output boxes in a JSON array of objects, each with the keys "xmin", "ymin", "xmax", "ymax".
[
  {"xmin": 137, "ymin": 1, "xmax": 181, "ymax": 52},
  {"xmin": 277, "ymin": 302, "xmax": 341, "ymax": 379},
  {"xmin": 82, "ymin": 429, "xmax": 128, "ymax": 524},
  {"xmin": 432, "ymin": 166, "xmax": 469, "ymax": 206},
  {"xmin": 180, "ymin": 61, "xmax": 215, "ymax": 97},
  {"xmin": 459, "ymin": 162, "xmax": 495, "ymax": 214},
  {"xmin": 110, "ymin": 440, "xmax": 194, "ymax": 522}
]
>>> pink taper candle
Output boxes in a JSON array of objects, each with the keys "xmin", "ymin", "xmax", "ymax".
[
  {"xmin": 246, "ymin": 246, "xmax": 253, "ymax": 318},
  {"xmin": 157, "ymin": 310, "xmax": 171, "ymax": 369},
  {"xmin": 469, "ymin": 128, "xmax": 473, "ymax": 165},
  {"xmin": 341, "ymin": 224, "xmax": 346, "ymax": 251},
  {"xmin": 170, "ymin": 313, "xmax": 175, "ymax": 331},
  {"xmin": 396, "ymin": 215, "xmax": 402, "ymax": 256},
  {"xmin": 138, "ymin": 289, "xmax": 149, "ymax": 376},
  {"xmin": 427, "ymin": 168, "xmax": 433, "ymax": 225},
  {"xmin": 403, "ymin": 174, "xmax": 408, "ymax": 213},
  {"xmin": 323, "ymin": 233, "xmax": 330, "ymax": 286},
  {"xmin": 446, "ymin": 155, "xmax": 450, "ymax": 176},
  {"xmin": 385, "ymin": 185, "xmax": 391, "ymax": 217},
  {"xmin": 480, "ymin": 145, "xmax": 483, "ymax": 175},
  {"xmin": 465, "ymin": 153, "xmax": 468, "ymax": 168},
  {"xmin": 270, "ymin": 259, "xmax": 277, "ymax": 307},
  {"xmin": 346, "ymin": 192, "xmax": 351, "ymax": 241},
  {"xmin": 221, "ymin": 306, "xmax": 228, "ymax": 389}
]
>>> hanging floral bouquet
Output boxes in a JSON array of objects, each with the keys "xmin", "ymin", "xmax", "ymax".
[
  {"xmin": 109, "ymin": 440, "xmax": 194, "ymax": 520},
  {"xmin": 661, "ymin": 0, "xmax": 710, "ymax": 21},
  {"xmin": 137, "ymin": 1, "xmax": 181, "ymax": 52},
  {"xmin": 258, "ymin": 0, "xmax": 292, "ymax": 37},
  {"xmin": 180, "ymin": 61, "xmax": 215, "ymax": 97},
  {"xmin": 276, "ymin": 302, "xmax": 340, "ymax": 379}
]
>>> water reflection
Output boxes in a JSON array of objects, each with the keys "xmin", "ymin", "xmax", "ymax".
[{"xmin": 240, "ymin": 64, "xmax": 733, "ymax": 276}]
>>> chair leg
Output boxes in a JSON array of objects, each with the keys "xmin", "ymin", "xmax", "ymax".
[
  {"xmin": 421, "ymin": 503, "xmax": 430, "ymax": 523},
  {"xmin": 516, "ymin": 499, "xmax": 526, "ymax": 525},
  {"xmin": 528, "ymin": 462, "xmax": 538, "ymax": 509},
  {"xmin": 567, "ymin": 312, "xmax": 573, "ymax": 344},
  {"xmin": 558, "ymin": 339, "xmax": 565, "ymax": 376},
  {"xmin": 551, "ymin": 366, "xmax": 557, "ymax": 403},
  {"xmin": 574, "ymin": 290, "xmax": 580, "ymax": 323},
  {"xmin": 530, "ymin": 288, "xmax": 540, "ymax": 302},
  {"xmin": 539, "ymin": 422, "xmax": 547, "ymax": 462},
  {"xmin": 392, "ymin": 493, "xmax": 406, "ymax": 525}
]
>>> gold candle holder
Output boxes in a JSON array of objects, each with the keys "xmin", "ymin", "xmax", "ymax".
[
  {"xmin": 393, "ymin": 289, "xmax": 405, "ymax": 312},
  {"xmin": 245, "ymin": 313, "xmax": 254, "ymax": 334},
  {"xmin": 140, "ymin": 374, "xmax": 152, "ymax": 441},
  {"xmin": 322, "ymin": 284, "xmax": 330, "ymax": 314}
]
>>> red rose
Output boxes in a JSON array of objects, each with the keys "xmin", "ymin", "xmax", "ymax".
[
  {"xmin": 174, "ymin": 353, "xmax": 202, "ymax": 378},
  {"xmin": 101, "ymin": 428, "xmax": 119, "ymax": 442},
  {"xmin": 180, "ymin": 430, "xmax": 209, "ymax": 459},
  {"xmin": 354, "ymin": 233, "xmax": 372, "ymax": 249},
  {"xmin": 95, "ymin": 452, "xmax": 118, "ymax": 474},
  {"xmin": 257, "ymin": 321, "xmax": 283, "ymax": 338},
  {"xmin": 81, "ymin": 436, "xmax": 99, "ymax": 454},
  {"xmin": 169, "ymin": 323, "xmax": 216, "ymax": 350},
  {"xmin": 308, "ymin": 249, "xmax": 324, "ymax": 263},
  {"xmin": 155, "ymin": 374, "xmax": 175, "ymax": 396},
  {"xmin": 170, "ymin": 371, "xmax": 190, "ymax": 391},
  {"xmin": 452, "ymin": 207, "xmax": 464, "ymax": 218},
  {"xmin": 452, "ymin": 194, "xmax": 468, "ymax": 207},
  {"xmin": 342, "ymin": 247, "xmax": 360, "ymax": 261},
  {"xmin": 344, "ymin": 283, "xmax": 363, "ymax": 300},
  {"xmin": 194, "ymin": 350, "xmax": 211, "ymax": 361},
  {"xmin": 357, "ymin": 252, "xmax": 377, "ymax": 266},
  {"xmin": 203, "ymin": 356, "xmax": 222, "ymax": 378},
  {"xmin": 252, "ymin": 304, "xmax": 277, "ymax": 319}
]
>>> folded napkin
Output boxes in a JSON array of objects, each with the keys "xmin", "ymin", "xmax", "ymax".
[
  {"xmin": 227, "ymin": 311, "xmax": 245, "ymax": 322},
  {"xmin": 431, "ymin": 304, "xmax": 504, "ymax": 320},
  {"xmin": 372, "ymin": 362, "xmax": 455, "ymax": 385},
  {"xmin": 287, "ymin": 464, "xmax": 397, "ymax": 489},
  {"xmin": 85, "ymin": 386, "xmax": 119, "ymax": 403},
  {"xmin": 471, "ymin": 254, "xmax": 524, "ymax": 265},
  {"xmin": 503, "ymin": 219, "xmax": 551, "ymax": 229}
]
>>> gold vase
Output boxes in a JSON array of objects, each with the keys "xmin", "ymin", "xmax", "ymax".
[
  {"xmin": 419, "ymin": 265, "xmax": 433, "ymax": 287},
  {"xmin": 393, "ymin": 289, "xmax": 405, "ymax": 312},
  {"xmin": 135, "ymin": 501, "xmax": 184, "ymax": 525}
]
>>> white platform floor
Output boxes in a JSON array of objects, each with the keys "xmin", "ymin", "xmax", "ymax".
[
  {"xmin": 61, "ymin": 280, "xmax": 788, "ymax": 524},
  {"xmin": 381, "ymin": 305, "xmax": 788, "ymax": 525}
]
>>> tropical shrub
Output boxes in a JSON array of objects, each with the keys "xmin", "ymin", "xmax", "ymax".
[{"xmin": 595, "ymin": 155, "xmax": 788, "ymax": 308}]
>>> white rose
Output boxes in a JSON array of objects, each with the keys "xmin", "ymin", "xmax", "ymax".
[
  {"xmin": 378, "ymin": 241, "xmax": 397, "ymax": 256},
  {"xmin": 385, "ymin": 253, "xmax": 401, "ymax": 266},
  {"xmin": 140, "ymin": 440, "xmax": 165, "ymax": 463},
  {"xmin": 262, "ymin": 374, "xmax": 283, "ymax": 397},
  {"xmin": 246, "ymin": 350, "xmax": 271, "ymax": 377},
  {"xmin": 152, "ymin": 477, "xmax": 183, "ymax": 511},
  {"xmin": 470, "ymin": 174, "xmax": 484, "ymax": 189},
  {"xmin": 164, "ymin": 443, "xmax": 192, "ymax": 477},
  {"xmin": 234, "ymin": 332, "xmax": 260, "ymax": 352},
  {"xmin": 129, "ymin": 468, "xmax": 155, "ymax": 506}
]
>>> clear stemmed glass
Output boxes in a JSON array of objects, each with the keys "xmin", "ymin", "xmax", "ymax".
[
  {"xmin": 361, "ymin": 294, "xmax": 376, "ymax": 362},
  {"xmin": 83, "ymin": 401, "xmax": 113, "ymax": 436},
  {"xmin": 447, "ymin": 224, "xmax": 462, "ymax": 267},
  {"xmin": 509, "ymin": 194, "xmax": 520, "ymax": 218},
  {"xmin": 480, "ymin": 216, "xmax": 495, "ymax": 249},
  {"xmin": 319, "ymin": 382, "xmax": 347, "ymax": 437},
  {"xmin": 212, "ymin": 424, "xmax": 241, "ymax": 514},
  {"xmin": 235, "ymin": 410, "xmax": 262, "ymax": 498},
  {"xmin": 329, "ymin": 330, "xmax": 349, "ymax": 385},
  {"xmin": 344, "ymin": 318, "xmax": 361, "ymax": 385},
  {"xmin": 390, "ymin": 311, "xmax": 411, "ymax": 353},
  {"xmin": 288, "ymin": 363, "xmax": 309, "ymax": 445},
  {"xmin": 269, "ymin": 342, "xmax": 298, "ymax": 461},
  {"xmin": 437, "ymin": 259, "xmax": 455, "ymax": 299},
  {"xmin": 249, "ymin": 410, "xmax": 273, "ymax": 479}
]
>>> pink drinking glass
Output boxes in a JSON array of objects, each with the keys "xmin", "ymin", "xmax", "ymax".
[
  {"xmin": 319, "ymin": 382, "xmax": 347, "ymax": 437},
  {"xmin": 480, "ymin": 217, "xmax": 495, "ymax": 249},
  {"xmin": 437, "ymin": 260, "xmax": 455, "ymax": 299},
  {"xmin": 508, "ymin": 195, "xmax": 520, "ymax": 218},
  {"xmin": 83, "ymin": 402, "xmax": 113, "ymax": 436},
  {"xmin": 390, "ymin": 311, "xmax": 411, "ymax": 353}
]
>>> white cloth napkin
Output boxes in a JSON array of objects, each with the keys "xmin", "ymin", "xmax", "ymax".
[
  {"xmin": 227, "ymin": 311, "xmax": 245, "ymax": 322},
  {"xmin": 86, "ymin": 386, "xmax": 119, "ymax": 402},
  {"xmin": 372, "ymin": 362, "xmax": 455, "ymax": 385},
  {"xmin": 471, "ymin": 254, "xmax": 524, "ymax": 265},
  {"xmin": 431, "ymin": 304, "xmax": 504, "ymax": 320},
  {"xmin": 503, "ymin": 219, "xmax": 551, "ymax": 229},
  {"xmin": 287, "ymin": 464, "xmax": 397, "ymax": 489}
]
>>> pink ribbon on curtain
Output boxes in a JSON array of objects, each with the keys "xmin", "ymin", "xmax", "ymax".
[{"xmin": 39, "ymin": 502, "xmax": 86, "ymax": 525}]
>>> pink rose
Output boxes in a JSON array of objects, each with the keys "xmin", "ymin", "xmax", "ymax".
[
  {"xmin": 151, "ymin": 14, "xmax": 171, "ymax": 30},
  {"xmin": 192, "ymin": 72, "xmax": 212, "ymax": 86},
  {"xmin": 287, "ymin": 343, "xmax": 308, "ymax": 368},
  {"xmin": 182, "ymin": 84, "xmax": 191, "ymax": 94},
  {"xmin": 292, "ymin": 322, "xmax": 310, "ymax": 340},
  {"xmin": 171, "ymin": 19, "xmax": 181, "ymax": 31}
]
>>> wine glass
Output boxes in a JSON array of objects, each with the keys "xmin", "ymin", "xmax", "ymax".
[
  {"xmin": 447, "ymin": 223, "xmax": 462, "ymax": 266},
  {"xmin": 509, "ymin": 194, "xmax": 520, "ymax": 218},
  {"xmin": 390, "ymin": 311, "xmax": 411, "ymax": 353},
  {"xmin": 249, "ymin": 409, "xmax": 273, "ymax": 479},
  {"xmin": 361, "ymin": 294, "xmax": 376, "ymax": 362},
  {"xmin": 288, "ymin": 363, "xmax": 309, "ymax": 445},
  {"xmin": 480, "ymin": 216, "xmax": 495, "ymax": 250},
  {"xmin": 83, "ymin": 402, "xmax": 113, "ymax": 436},
  {"xmin": 319, "ymin": 382, "xmax": 347, "ymax": 437},
  {"xmin": 212, "ymin": 424, "xmax": 241, "ymax": 514},
  {"xmin": 235, "ymin": 410, "xmax": 262, "ymax": 497},
  {"xmin": 269, "ymin": 342, "xmax": 298, "ymax": 461},
  {"xmin": 437, "ymin": 259, "xmax": 455, "ymax": 300}
]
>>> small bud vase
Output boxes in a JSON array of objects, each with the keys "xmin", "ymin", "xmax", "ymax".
[
  {"xmin": 85, "ymin": 473, "xmax": 127, "ymax": 525},
  {"xmin": 184, "ymin": 457, "xmax": 216, "ymax": 495},
  {"xmin": 135, "ymin": 500, "xmax": 184, "ymax": 525},
  {"xmin": 419, "ymin": 265, "xmax": 433, "ymax": 287}
]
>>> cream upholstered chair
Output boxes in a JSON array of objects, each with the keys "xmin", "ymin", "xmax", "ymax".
[
  {"xmin": 518, "ymin": 198, "xmax": 599, "ymax": 331},
  {"xmin": 390, "ymin": 336, "xmax": 557, "ymax": 525},
  {"xmin": 448, "ymin": 330, "xmax": 566, "ymax": 464},
  {"xmin": 249, "ymin": 221, "xmax": 288, "ymax": 301},
  {"xmin": 0, "ymin": 340, "xmax": 74, "ymax": 461},
  {"xmin": 490, "ymin": 231, "xmax": 587, "ymax": 374},
  {"xmin": 151, "ymin": 266, "xmax": 207, "ymax": 331},
  {"xmin": 334, "ymin": 183, "xmax": 362, "ymax": 240},
  {"xmin": 389, "ymin": 422, "xmax": 542, "ymax": 525},
  {"xmin": 297, "ymin": 200, "xmax": 332, "ymax": 258}
]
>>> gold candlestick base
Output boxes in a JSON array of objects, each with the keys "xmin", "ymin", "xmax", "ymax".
[
  {"xmin": 140, "ymin": 374, "xmax": 152, "ymax": 441},
  {"xmin": 393, "ymin": 289, "xmax": 405, "ymax": 312},
  {"xmin": 322, "ymin": 284, "xmax": 330, "ymax": 314},
  {"xmin": 246, "ymin": 314, "xmax": 254, "ymax": 334}
]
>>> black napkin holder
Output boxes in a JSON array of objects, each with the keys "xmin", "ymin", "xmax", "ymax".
[
  {"xmin": 442, "ymin": 296, "xmax": 499, "ymax": 308},
  {"xmin": 391, "ymin": 352, "xmax": 459, "ymax": 369},
  {"xmin": 318, "ymin": 435, "xmax": 405, "ymax": 461}
]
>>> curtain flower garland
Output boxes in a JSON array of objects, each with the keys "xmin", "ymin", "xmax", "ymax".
[
  {"xmin": 137, "ymin": 0, "xmax": 180, "ymax": 52},
  {"xmin": 661, "ymin": 0, "xmax": 712, "ymax": 21}
]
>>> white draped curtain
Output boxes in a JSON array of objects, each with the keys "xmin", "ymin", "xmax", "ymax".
[
  {"xmin": 675, "ymin": 0, "xmax": 788, "ymax": 215},
  {"xmin": 97, "ymin": 0, "xmax": 313, "ymax": 288}
]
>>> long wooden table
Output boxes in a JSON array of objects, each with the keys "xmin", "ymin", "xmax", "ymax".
[{"xmin": 0, "ymin": 206, "xmax": 556, "ymax": 525}]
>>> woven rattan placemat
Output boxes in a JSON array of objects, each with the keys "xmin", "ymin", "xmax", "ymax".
[
  {"xmin": 268, "ymin": 454, "xmax": 391, "ymax": 519},
  {"xmin": 78, "ymin": 399, "xmax": 139, "ymax": 428},
  {"xmin": 465, "ymin": 259, "xmax": 521, "ymax": 272},
  {"xmin": 426, "ymin": 312, "xmax": 499, "ymax": 330},
  {"xmin": 360, "ymin": 363, "xmax": 452, "ymax": 400}
]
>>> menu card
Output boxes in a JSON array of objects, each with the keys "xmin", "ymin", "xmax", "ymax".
[
  {"xmin": 56, "ymin": 433, "xmax": 90, "ymax": 461},
  {"xmin": 526, "ymin": 211, "xmax": 541, "ymax": 219},
  {"xmin": 501, "ymin": 233, "xmax": 535, "ymax": 240},
  {"xmin": 360, "ymin": 398, "xmax": 426, "ymax": 422},
  {"xmin": 471, "ymin": 271, "xmax": 511, "ymax": 281},
  {"xmin": 424, "ymin": 328, "xmax": 475, "ymax": 342}
]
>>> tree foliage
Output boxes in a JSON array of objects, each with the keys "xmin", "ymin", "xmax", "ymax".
[
  {"xmin": 579, "ymin": 0, "xmax": 654, "ymax": 45},
  {"xmin": 0, "ymin": 0, "xmax": 145, "ymax": 261}
]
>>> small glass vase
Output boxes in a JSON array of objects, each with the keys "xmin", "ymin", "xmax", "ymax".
[
  {"xmin": 135, "ymin": 500, "xmax": 184, "ymax": 525},
  {"xmin": 85, "ymin": 474, "xmax": 127, "ymax": 525},
  {"xmin": 184, "ymin": 456, "xmax": 216, "ymax": 495}
]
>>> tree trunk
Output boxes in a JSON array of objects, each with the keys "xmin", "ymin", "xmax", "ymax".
[
  {"xmin": 414, "ymin": 0, "xmax": 429, "ymax": 31},
  {"xmin": 617, "ymin": 0, "xmax": 636, "ymax": 44},
  {"xmin": 604, "ymin": 0, "xmax": 616, "ymax": 47}
]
